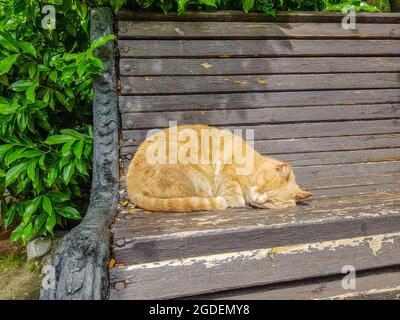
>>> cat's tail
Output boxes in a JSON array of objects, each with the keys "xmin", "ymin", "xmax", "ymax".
[{"xmin": 130, "ymin": 193, "xmax": 227, "ymax": 212}]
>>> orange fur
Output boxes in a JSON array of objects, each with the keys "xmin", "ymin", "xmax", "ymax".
[{"xmin": 127, "ymin": 125, "xmax": 312, "ymax": 212}]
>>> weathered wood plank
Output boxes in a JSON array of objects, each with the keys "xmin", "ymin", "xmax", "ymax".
[
  {"xmin": 295, "ymin": 171, "xmax": 400, "ymax": 190},
  {"xmin": 117, "ymin": 10, "xmax": 400, "ymax": 24},
  {"xmin": 194, "ymin": 269, "xmax": 400, "ymax": 300},
  {"xmin": 293, "ymin": 160, "xmax": 400, "ymax": 179},
  {"xmin": 119, "ymin": 89, "xmax": 400, "ymax": 113},
  {"xmin": 120, "ymin": 134, "xmax": 400, "ymax": 157},
  {"xmin": 122, "ymin": 120, "xmax": 400, "ymax": 146},
  {"xmin": 121, "ymin": 148, "xmax": 400, "ymax": 171},
  {"xmin": 121, "ymin": 104, "xmax": 400, "ymax": 129},
  {"xmin": 114, "ymin": 193, "xmax": 400, "ymax": 237},
  {"xmin": 118, "ymin": 22, "xmax": 400, "ymax": 39},
  {"xmin": 119, "ymin": 171, "xmax": 400, "ymax": 202},
  {"xmin": 119, "ymin": 160, "xmax": 400, "ymax": 196},
  {"xmin": 277, "ymin": 148, "xmax": 400, "ymax": 166},
  {"xmin": 120, "ymin": 57, "xmax": 400, "ymax": 76},
  {"xmin": 109, "ymin": 232, "xmax": 400, "ymax": 299},
  {"xmin": 120, "ymin": 73, "xmax": 400, "ymax": 95},
  {"xmin": 119, "ymin": 40, "xmax": 400, "ymax": 58},
  {"xmin": 113, "ymin": 196, "xmax": 400, "ymax": 267},
  {"xmin": 308, "ymin": 183, "xmax": 400, "ymax": 198}
]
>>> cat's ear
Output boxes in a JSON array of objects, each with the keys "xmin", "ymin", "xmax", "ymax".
[
  {"xmin": 275, "ymin": 163, "xmax": 291, "ymax": 177},
  {"xmin": 295, "ymin": 190, "xmax": 313, "ymax": 200}
]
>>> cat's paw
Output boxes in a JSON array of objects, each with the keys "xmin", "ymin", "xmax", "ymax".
[
  {"xmin": 226, "ymin": 196, "xmax": 246, "ymax": 208},
  {"xmin": 216, "ymin": 196, "xmax": 227, "ymax": 210},
  {"xmin": 249, "ymin": 186, "xmax": 268, "ymax": 208}
]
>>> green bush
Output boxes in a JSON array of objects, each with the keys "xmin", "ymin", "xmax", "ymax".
[
  {"xmin": 0, "ymin": 0, "xmax": 114, "ymax": 243},
  {"xmin": 112, "ymin": 0, "xmax": 381, "ymax": 15}
]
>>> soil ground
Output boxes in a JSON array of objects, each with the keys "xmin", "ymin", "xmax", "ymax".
[{"xmin": 0, "ymin": 228, "xmax": 42, "ymax": 300}]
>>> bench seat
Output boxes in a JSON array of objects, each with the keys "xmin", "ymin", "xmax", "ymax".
[{"xmin": 110, "ymin": 11, "xmax": 400, "ymax": 299}]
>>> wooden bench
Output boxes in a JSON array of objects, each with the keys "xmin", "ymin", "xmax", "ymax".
[
  {"xmin": 40, "ymin": 8, "xmax": 400, "ymax": 300},
  {"xmin": 110, "ymin": 10, "xmax": 400, "ymax": 300}
]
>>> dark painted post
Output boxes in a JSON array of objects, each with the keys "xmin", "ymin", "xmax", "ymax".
[{"xmin": 40, "ymin": 7, "xmax": 119, "ymax": 300}]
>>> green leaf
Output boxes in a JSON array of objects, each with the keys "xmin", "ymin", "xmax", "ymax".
[
  {"xmin": 18, "ymin": 41, "xmax": 36, "ymax": 57},
  {"xmin": 76, "ymin": 159, "xmax": 88, "ymax": 175},
  {"xmin": 0, "ymin": 144, "xmax": 13, "ymax": 158},
  {"xmin": 242, "ymin": 0, "xmax": 254, "ymax": 13},
  {"xmin": 34, "ymin": 212, "xmax": 47, "ymax": 231},
  {"xmin": 21, "ymin": 223, "xmax": 34, "ymax": 242},
  {"xmin": 9, "ymin": 80, "xmax": 34, "ymax": 91},
  {"xmin": 47, "ymin": 191, "xmax": 70, "ymax": 203},
  {"xmin": 57, "ymin": 206, "xmax": 81, "ymax": 220},
  {"xmin": 5, "ymin": 162, "xmax": 27, "ymax": 186},
  {"xmin": 44, "ymin": 135, "xmax": 74, "ymax": 145},
  {"xmin": 24, "ymin": 196, "xmax": 42, "ymax": 224},
  {"xmin": 199, "ymin": 0, "xmax": 217, "ymax": 7},
  {"xmin": 55, "ymin": 91, "xmax": 66, "ymax": 104},
  {"xmin": 49, "ymin": 71, "xmax": 58, "ymax": 82},
  {"xmin": 77, "ymin": 62, "xmax": 86, "ymax": 77},
  {"xmin": 28, "ymin": 64, "xmax": 36, "ymax": 79},
  {"xmin": 5, "ymin": 148, "xmax": 26, "ymax": 166},
  {"xmin": 22, "ymin": 223, "xmax": 34, "ymax": 242},
  {"xmin": 0, "ymin": 54, "xmax": 19, "ymax": 76},
  {"xmin": 46, "ymin": 166, "xmax": 58, "ymax": 187},
  {"xmin": 62, "ymin": 161, "xmax": 75, "ymax": 184},
  {"xmin": 110, "ymin": 0, "xmax": 126, "ymax": 13},
  {"xmin": 17, "ymin": 112, "xmax": 27, "ymax": 131},
  {"xmin": 62, "ymin": 140, "xmax": 74, "ymax": 156},
  {"xmin": 4, "ymin": 206, "xmax": 16, "ymax": 229},
  {"xmin": 60, "ymin": 129, "xmax": 86, "ymax": 139},
  {"xmin": 73, "ymin": 140, "xmax": 84, "ymax": 159},
  {"xmin": 21, "ymin": 150, "xmax": 44, "ymax": 159},
  {"xmin": 90, "ymin": 34, "xmax": 116, "ymax": 50},
  {"xmin": 59, "ymin": 152, "xmax": 72, "ymax": 169},
  {"xmin": 10, "ymin": 223, "xmax": 24, "ymax": 242},
  {"xmin": 45, "ymin": 213, "xmax": 56, "ymax": 234},
  {"xmin": 177, "ymin": 0, "xmax": 189, "ymax": 14},
  {"xmin": 42, "ymin": 196, "xmax": 53, "ymax": 215},
  {"xmin": 27, "ymin": 159, "xmax": 37, "ymax": 181},
  {"xmin": 0, "ymin": 32, "xmax": 19, "ymax": 53}
]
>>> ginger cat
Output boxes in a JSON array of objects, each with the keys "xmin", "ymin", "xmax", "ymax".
[{"xmin": 127, "ymin": 124, "xmax": 312, "ymax": 212}]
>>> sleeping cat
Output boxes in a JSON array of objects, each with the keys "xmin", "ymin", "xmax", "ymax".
[{"xmin": 127, "ymin": 124, "xmax": 312, "ymax": 212}]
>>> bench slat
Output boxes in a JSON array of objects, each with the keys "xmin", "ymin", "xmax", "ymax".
[
  {"xmin": 114, "ymin": 193, "xmax": 400, "ymax": 237},
  {"xmin": 120, "ymin": 165, "xmax": 400, "ymax": 197},
  {"xmin": 121, "ymin": 156, "xmax": 400, "ymax": 177},
  {"xmin": 121, "ymin": 148, "xmax": 400, "ymax": 169},
  {"xmin": 112, "ymin": 196, "xmax": 400, "ymax": 265},
  {"xmin": 120, "ymin": 57, "xmax": 400, "ymax": 76},
  {"xmin": 120, "ymin": 73, "xmax": 400, "ymax": 95},
  {"xmin": 118, "ymin": 22, "xmax": 400, "ymax": 39},
  {"xmin": 195, "ymin": 269, "xmax": 400, "ymax": 300},
  {"xmin": 120, "ymin": 134, "xmax": 400, "ymax": 157},
  {"xmin": 119, "ymin": 40, "xmax": 400, "ymax": 58},
  {"xmin": 119, "ymin": 89, "xmax": 400, "ymax": 112},
  {"xmin": 122, "ymin": 120, "xmax": 400, "ymax": 146},
  {"xmin": 110, "ymin": 231, "xmax": 400, "ymax": 299},
  {"xmin": 120, "ymin": 104, "xmax": 400, "ymax": 129}
]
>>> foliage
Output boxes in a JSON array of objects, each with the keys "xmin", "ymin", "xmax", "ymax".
[
  {"xmin": 324, "ymin": 0, "xmax": 380, "ymax": 12},
  {"xmin": 111, "ymin": 0, "xmax": 385, "ymax": 15},
  {"xmin": 0, "ymin": 250, "xmax": 25, "ymax": 272},
  {"xmin": 0, "ymin": 0, "xmax": 115, "ymax": 243}
]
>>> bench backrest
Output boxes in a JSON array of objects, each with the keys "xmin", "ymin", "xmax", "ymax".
[{"xmin": 117, "ymin": 12, "xmax": 400, "ymax": 198}]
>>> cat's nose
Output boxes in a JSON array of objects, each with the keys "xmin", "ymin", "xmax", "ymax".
[{"xmin": 255, "ymin": 194, "xmax": 268, "ymax": 205}]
